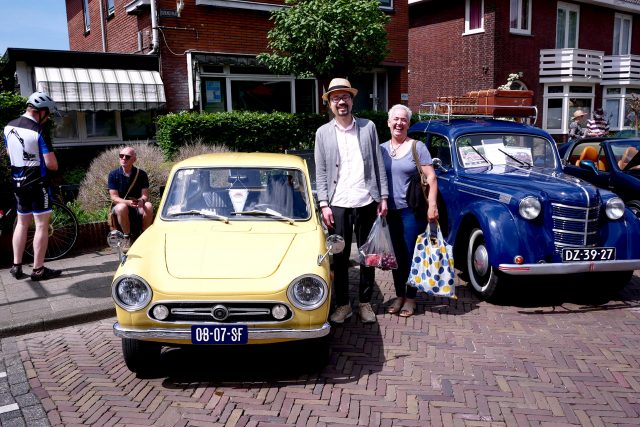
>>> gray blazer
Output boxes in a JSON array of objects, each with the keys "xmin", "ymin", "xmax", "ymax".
[{"xmin": 314, "ymin": 117, "xmax": 388, "ymax": 207}]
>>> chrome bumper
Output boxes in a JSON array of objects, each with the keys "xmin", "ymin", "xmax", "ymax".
[
  {"xmin": 113, "ymin": 322, "xmax": 331, "ymax": 341},
  {"xmin": 499, "ymin": 259, "xmax": 640, "ymax": 275}
]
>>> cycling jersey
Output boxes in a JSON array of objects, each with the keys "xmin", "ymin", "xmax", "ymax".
[{"xmin": 3, "ymin": 114, "xmax": 53, "ymax": 190}]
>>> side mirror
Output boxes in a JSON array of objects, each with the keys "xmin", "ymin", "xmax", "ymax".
[
  {"xmin": 107, "ymin": 230, "xmax": 126, "ymax": 260},
  {"xmin": 432, "ymin": 158, "xmax": 448, "ymax": 172},
  {"xmin": 317, "ymin": 234, "xmax": 345, "ymax": 265},
  {"xmin": 578, "ymin": 159, "xmax": 599, "ymax": 174}
]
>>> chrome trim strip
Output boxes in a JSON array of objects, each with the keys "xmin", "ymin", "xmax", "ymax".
[
  {"xmin": 113, "ymin": 322, "xmax": 331, "ymax": 340},
  {"xmin": 499, "ymin": 260, "xmax": 640, "ymax": 275},
  {"xmin": 148, "ymin": 300, "xmax": 295, "ymax": 324}
]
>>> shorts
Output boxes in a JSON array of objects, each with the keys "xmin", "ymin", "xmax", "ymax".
[
  {"xmin": 14, "ymin": 184, "xmax": 52, "ymax": 215},
  {"xmin": 111, "ymin": 205, "xmax": 143, "ymax": 229}
]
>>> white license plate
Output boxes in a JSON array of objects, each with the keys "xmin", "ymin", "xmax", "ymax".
[
  {"xmin": 191, "ymin": 325, "xmax": 248, "ymax": 344},
  {"xmin": 562, "ymin": 247, "xmax": 616, "ymax": 262}
]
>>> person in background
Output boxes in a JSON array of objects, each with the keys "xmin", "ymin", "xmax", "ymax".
[
  {"xmin": 314, "ymin": 77, "xmax": 388, "ymax": 324},
  {"xmin": 568, "ymin": 110, "xmax": 587, "ymax": 143},
  {"xmin": 585, "ymin": 107, "xmax": 610, "ymax": 137},
  {"xmin": 107, "ymin": 146, "xmax": 153, "ymax": 251},
  {"xmin": 3, "ymin": 92, "xmax": 61, "ymax": 280},
  {"xmin": 380, "ymin": 104, "xmax": 438, "ymax": 318}
]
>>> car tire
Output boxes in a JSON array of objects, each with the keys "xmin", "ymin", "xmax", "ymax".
[
  {"xmin": 306, "ymin": 335, "xmax": 331, "ymax": 369},
  {"xmin": 122, "ymin": 338, "xmax": 161, "ymax": 376},
  {"xmin": 585, "ymin": 271, "xmax": 634, "ymax": 301},
  {"xmin": 467, "ymin": 228, "xmax": 503, "ymax": 301},
  {"xmin": 627, "ymin": 200, "xmax": 640, "ymax": 218}
]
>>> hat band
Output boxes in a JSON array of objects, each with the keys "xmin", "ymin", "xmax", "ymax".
[{"xmin": 327, "ymin": 85, "xmax": 352, "ymax": 92}]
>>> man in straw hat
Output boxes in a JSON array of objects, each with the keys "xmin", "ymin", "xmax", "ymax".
[
  {"xmin": 568, "ymin": 109, "xmax": 587, "ymax": 143},
  {"xmin": 314, "ymin": 77, "xmax": 389, "ymax": 324}
]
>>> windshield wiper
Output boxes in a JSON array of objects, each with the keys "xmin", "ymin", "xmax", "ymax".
[
  {"xmin": 169, "ymin": 209, "xmax": 229, "ymax": 223},
  {"xmin": 462, "ymin": 140, "xmax": 493, "ymax": 167},
  {"xmin": 232, "ymin": 209, "xmax": 294, "ymax": 224},
  {"xmin": 498, "ymin": 148, "xmax": 531, "ymax": 167}
]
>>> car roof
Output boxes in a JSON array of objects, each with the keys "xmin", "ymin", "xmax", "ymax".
[
  {"xmin": 408, "ymin": 118, "xmax": 553, "ymax": 140},
  {"xmin": 173, "ymin": 152, "xmax": 308, "ymax": 169}
]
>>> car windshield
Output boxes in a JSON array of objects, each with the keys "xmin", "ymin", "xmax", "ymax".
[
  {"xmin": 611, "ymin": 140, "xmax": 640, "ymax": 172},
  {"xmin": 161, "ymin": 167, "xmax": 311, "ymax": 221},
  {"xmin": 456, "ymin": 133, "xmax": 557, "ymax": 169}
]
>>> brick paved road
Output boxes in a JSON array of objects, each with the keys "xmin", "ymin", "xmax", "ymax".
[{"xmin": 5, "ymin": 272, "xmax": 640, "ymax": 426}]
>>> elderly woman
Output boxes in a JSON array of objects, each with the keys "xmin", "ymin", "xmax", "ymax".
[
  {"xmin": 568, "ymin": 110, "xmax": 587, "ymax": 143},
  {"xmin": 380, "ymin": 104, "xmax": 439, "ymax": 317}
]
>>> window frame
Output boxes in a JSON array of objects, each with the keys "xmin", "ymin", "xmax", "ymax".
[
  {"xmin": 556, "ymin": 2, "xmax": 579, "ymax": 49},
  {"xmin": 613, "ymin": 13, "xmax": 632, "ymax": 55},
  {"xmin": 510, "ymin": 0, "xmax": 532, "ymax": 35},
  {"xmin": 542, "ymin": 84, "xmax": 594, "ymax": 133},
  {"xmin": 82, "ymin": 0, "xmax": 91, "ymax": 33},
  {"xmin": 464, "ymin": 0, "xmax": 484, "ymax": 35},
  {"xmin": 107, "ymin": 0, "xmax": 116, "ymax": 17},
  {"xmin": 378, "ymin": 0, "xmax": 393, "ymax": 11}
]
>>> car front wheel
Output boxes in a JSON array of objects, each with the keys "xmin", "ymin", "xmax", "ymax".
[
  {"xmin": 467, "ymin": 228, "xmax": 502, "ymax": 301},
  {"xmin": 122, "ymin": 338, "xmax": 161, "ymax": 375},
  {"xmin": 627, "ymin": 200, "xmax": 640, "ymax": 218}
]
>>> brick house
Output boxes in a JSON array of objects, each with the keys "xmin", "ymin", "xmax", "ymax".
[
  {"xmin": 60, "ymin": 0, "xmax": 407, "ymax": 140},
  {"xmin": 409, "ymin": 0, "xmax": 640, "ymax": 141}
]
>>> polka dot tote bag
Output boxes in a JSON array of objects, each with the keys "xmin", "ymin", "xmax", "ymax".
[{"xmin": 408, "ymin": 221, "xmax": 457, "ymax": 299}]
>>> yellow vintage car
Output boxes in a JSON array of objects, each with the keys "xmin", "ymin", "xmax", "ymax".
[{"xmin": 108, "ymin": 152, "xmax": 344, "ymax": 374}]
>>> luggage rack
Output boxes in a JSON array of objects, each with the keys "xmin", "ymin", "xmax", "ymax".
[{"xmin": 417, "ymin": 101, "xmax": 538, "ymax": 124}]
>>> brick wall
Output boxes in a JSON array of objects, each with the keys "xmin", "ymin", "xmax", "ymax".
[{"xmin": 66, "ymin": 0, "xmax": 408, "ymax": 112}]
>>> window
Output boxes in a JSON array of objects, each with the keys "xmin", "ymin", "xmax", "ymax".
[
  {"xmin": 85, "ymin": 111, "xmax": 118, "ymax": 138},
  {"xmin": 602, "ymin": 86, "xmax": 640, "ymax": 130},
  {"xmin": 556, "ymin": 2, "xmax": 579, "ymax": 49},
  {"xmin": 82, "ymin": 0, "xmax": 90, "ymax": 33},
  {"xmin": 465, "ymin": 0, "xmax": 484, "ymax": 34},
  {"xmin": 202, "ymin": 78, "xmax": 226, "ymax": 113},
  {"xmin": 231, "ymin": 80, "xmax": 292, "ymax": 113},
  {"xmin": 543, "ymin": 84, "xmax": 594, "ymax": 132},
  {"xmin": 613, "ymin": 14, "xmax": 632, "ymax": 55},
  {"xmin": 378, "ymin": 0, "xmax": 392, "ymax": 9},
  {"xmin": 107, "ymin": 0, "xmax": 115, "ymax": 16},
  {"xmin": 510, "ymin": 0, "xmax": 531, "ymax": 35}
]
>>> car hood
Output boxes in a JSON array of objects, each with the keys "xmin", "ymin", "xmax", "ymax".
[
  {"xmin": 165, "ymin": 232, "xmax": 295, "ymax": 279},
  {"xmin": 460, "ymin": 166, "xmax": 602, "ymax": 204}
]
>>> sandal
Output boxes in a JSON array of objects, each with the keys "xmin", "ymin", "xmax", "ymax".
[
  {"xmin": 399, "ymin": 299, "xmax": 416, "ymax": 318},
  {"xmin": 387, "ymin": 298, "xmax": 404, "ymax": 314}
]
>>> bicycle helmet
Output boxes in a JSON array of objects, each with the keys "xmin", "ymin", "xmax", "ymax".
[{"xmin": 26, "ymin": 91, "xmax": 58, "ymax": 115}]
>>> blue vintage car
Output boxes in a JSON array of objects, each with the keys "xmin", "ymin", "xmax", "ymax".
[
  {"xmin": 559, "ymin": 137, "xmax": 640, "ymax": 217},
  {"xmin": 408, "ymin": 118, "xmax": 640, "ymax": 301}
]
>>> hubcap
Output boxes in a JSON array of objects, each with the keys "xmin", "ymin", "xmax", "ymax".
[{"xmin": 473, "ymin": 245, "xmax": 489, "ymax": 276}]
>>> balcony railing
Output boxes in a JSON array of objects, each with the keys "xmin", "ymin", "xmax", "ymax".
[
  {"xmin": 539, "ymin": 49, "xmax": 603, "ymax": 83},
  {"xmin": 602, "ymin": 54, "xmax": 640, "ymax": 85}
]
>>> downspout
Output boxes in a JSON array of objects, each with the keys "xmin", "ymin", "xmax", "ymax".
[
  {"xmin": 149, "ymin": 0, "xmax": 159, "ymax": 54},
  {"xmin": 99, "ymin": 0, "xmax": 107, "ymax": 52}
]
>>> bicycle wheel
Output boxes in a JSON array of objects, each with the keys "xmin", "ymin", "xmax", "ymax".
[{"xmin": 21, "ymin": 201, "xmax": 79, "ymax": 261}]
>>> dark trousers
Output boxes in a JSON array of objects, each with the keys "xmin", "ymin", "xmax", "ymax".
[
  {"xmin": 387, "ymin": 208, "xmax": 427, "ymax": 299},
  {"xmin": 331, "ymin": 202, "xmax": 378, "ymax": 306}
]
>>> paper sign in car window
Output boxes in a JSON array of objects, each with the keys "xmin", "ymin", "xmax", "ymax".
[
  {"xmin": 503, "ymin": 146, "xmax": 533, "ymax": 166},
  {"xmin": 481, "ymin": 138, "xmax": 507, "ymax": 165},
  {"xmin": 459, "ymin": 146, "xmax": 491, "ymax": 168}
]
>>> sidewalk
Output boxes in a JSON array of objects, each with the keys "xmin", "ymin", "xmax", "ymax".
[{"xmin": 0, "ymin": 248, "xmax": 119, "ymax": 338}]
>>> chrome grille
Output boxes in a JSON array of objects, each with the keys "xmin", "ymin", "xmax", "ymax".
[
  {"xmin": 148, "ymin": 301, "xmax": 294, "ymax": 324},
  {"xmin": 551, "ymin": 202, "xmax": 600, "ymax": 252}
]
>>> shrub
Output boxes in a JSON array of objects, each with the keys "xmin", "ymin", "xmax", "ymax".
[{"xmin": 77, "ymin": 142, "xmax": 231, "ymax": 217}]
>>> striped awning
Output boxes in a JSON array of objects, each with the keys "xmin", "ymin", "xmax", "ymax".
[{"xmin": 34, "ymin": 67, "xmax": 166, "ymax": 111}]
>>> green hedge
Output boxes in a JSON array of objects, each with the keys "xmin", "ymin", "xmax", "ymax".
[{"xmin": 156, "ymin": 110, "xmax": 392, "ymax": 159}]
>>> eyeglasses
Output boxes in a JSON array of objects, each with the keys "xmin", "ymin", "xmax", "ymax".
[
  {"xmin": 330, "ymin": 94, "xmax": 352, "ymax": 104},
  {"xmin": 119, "ymin": 154, "xmax": 132, "ymax": 160}
]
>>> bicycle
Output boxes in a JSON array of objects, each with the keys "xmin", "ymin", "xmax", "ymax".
[{"xmin": 0, "ymin": 188, "xmax": 79, "ymax": 261}]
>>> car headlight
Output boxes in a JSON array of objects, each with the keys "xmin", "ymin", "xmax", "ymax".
[
  {"xmin": 287, "ymin": 275, "xmax": 328, "ymax": 310},
  {"xmin": 112, "ymin": 275, "xmax": 152, "ymax": 311},
  {"xmin": 519, "ymin": 196, "xmax": 541, "ymax": 220},
  {"xmin": 606, "ymin": 197, "xmax": 625, "ymax": 220}
]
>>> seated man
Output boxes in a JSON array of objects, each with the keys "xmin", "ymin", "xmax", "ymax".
[
  {"xmin": 108, "ymin": 147, "xmax": 154, "ymax": 249},
  {"xmin": 618, "ymin": 146, "xmax": 639, "ymax": 170}
]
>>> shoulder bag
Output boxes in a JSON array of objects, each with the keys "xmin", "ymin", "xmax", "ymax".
[
  {"xmin": 108, "ymin": 168, "xmax": 140, "ymax": 231},
  {"xmin": 405, "ymin": 139, "xmax": 429, "ymax": 216}
]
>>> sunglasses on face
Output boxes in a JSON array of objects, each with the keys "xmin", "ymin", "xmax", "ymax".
[{"xmin": 119, "ymin": 154, "xmax": 132, "ymax": 160}]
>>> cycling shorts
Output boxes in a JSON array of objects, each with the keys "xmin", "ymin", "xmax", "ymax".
[{"xmin": 14, "ymin": 184, "xmax": 53, "ymax": 215}]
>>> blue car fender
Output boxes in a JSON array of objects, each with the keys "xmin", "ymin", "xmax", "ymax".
[{"xmin": 458, "ymin": 200, "xmax": 525, "ymax": 267}]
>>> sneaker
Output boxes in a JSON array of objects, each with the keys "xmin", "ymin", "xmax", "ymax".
[
  {"xmin": 30, "ymin": 266, "xmax": 62, "ymax": 281},
  {"xmin": 329, "ymin": 305, "xmax": 353, "ymax": 324},
  {"xmin": 359, "ymin": 303, "xmax": 377, "ymax": 324},
  {"xmin": 121, "ymin": 237, "xmax": 131, "ymax": 253},
  {"xmin": 9, "ymin": 265, "xmax": 25, "ymax": 280}
]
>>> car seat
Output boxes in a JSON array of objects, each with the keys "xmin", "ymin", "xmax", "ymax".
[{"xmin": 576, "ymin": 146, "xmax": 598, "ymax": 167}]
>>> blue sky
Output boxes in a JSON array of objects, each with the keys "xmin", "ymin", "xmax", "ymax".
[{"xmin": 0, "ymin": 1, "xmax": 69, "ymax": 54}]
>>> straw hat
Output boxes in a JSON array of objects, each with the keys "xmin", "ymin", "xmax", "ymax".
[
  {"xmin": 322, "ymin": 78, "xmax": 358, "ymax": 101},
  {"xmin": 572, "ymin": 110, "xmax": 586, "ymax": 119}
]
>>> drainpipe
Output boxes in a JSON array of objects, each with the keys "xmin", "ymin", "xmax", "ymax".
[
  {"xmin": 149, "ymin": 0, "xmax": 159, "ymax": 54},
  {"xmin": 99, "ymin": 0, "xmax": 107, "ymax": 52}
]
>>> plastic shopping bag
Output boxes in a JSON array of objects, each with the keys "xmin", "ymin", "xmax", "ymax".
[
  {"xmin": 358, "ymin": 215, "xmax": 398, "ymax": 270},
  {"xmin": 408, "ymin": 222, "xmax": 457, "ymax": 298}
]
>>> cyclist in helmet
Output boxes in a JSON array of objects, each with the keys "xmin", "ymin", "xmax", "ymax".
[{"xmin": 2, "ymin": 91, "xmax": 62, "ymax": 280}]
